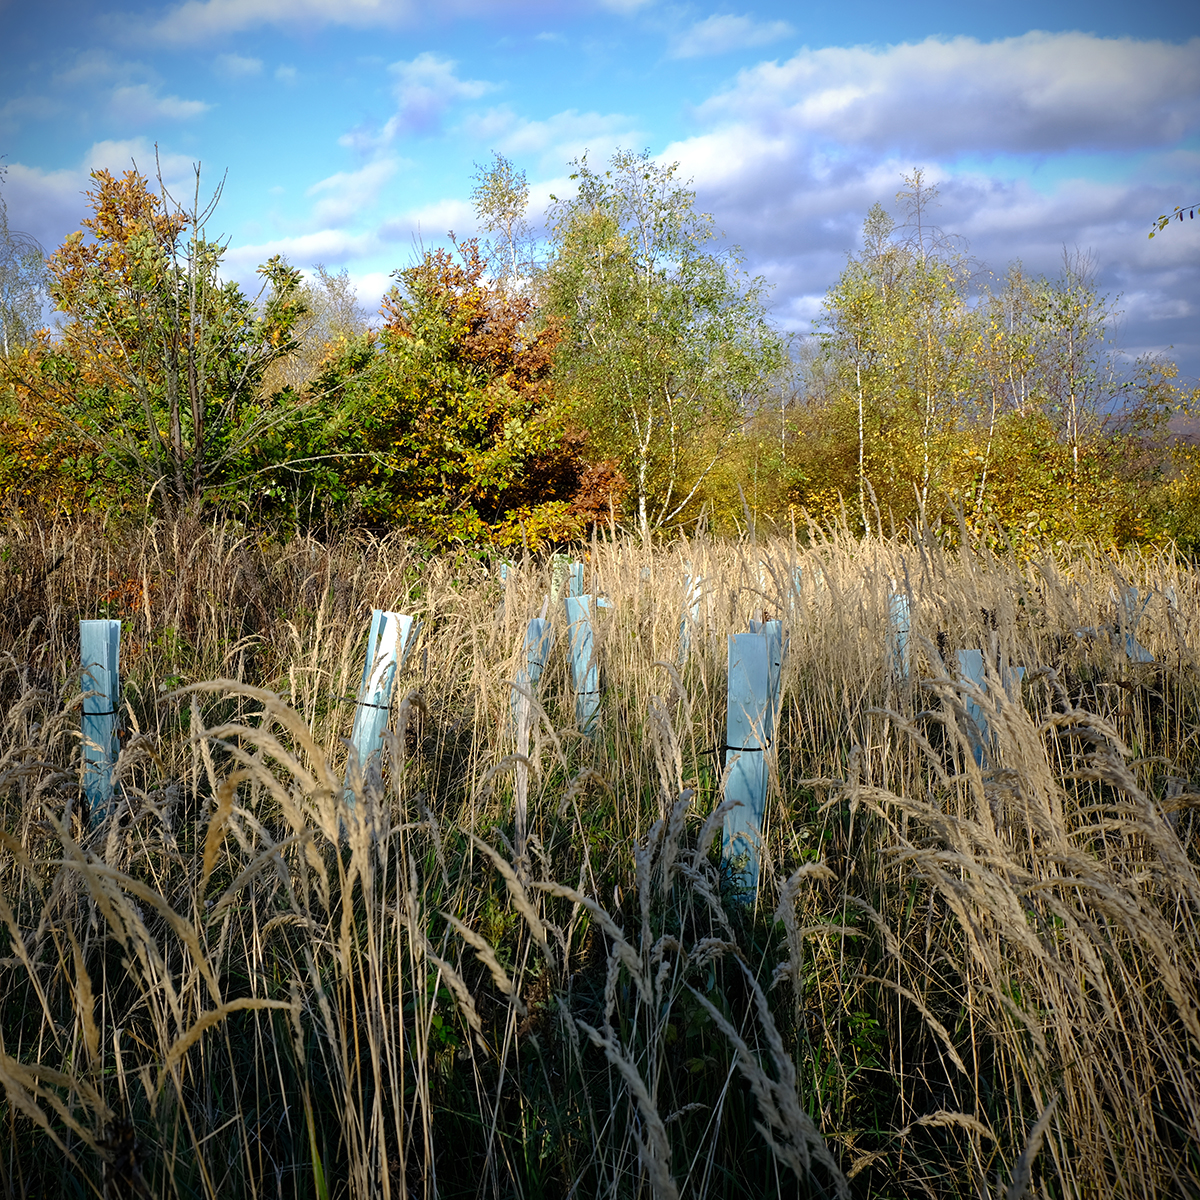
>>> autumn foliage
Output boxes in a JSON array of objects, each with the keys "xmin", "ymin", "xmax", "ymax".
[
  {"xmin": 265, "ymin": 237, "xmax": 614, "ymax": 545},
  {"xmin": 1, "ymin": 158, "xmax": 1198, "ymax": 548}
]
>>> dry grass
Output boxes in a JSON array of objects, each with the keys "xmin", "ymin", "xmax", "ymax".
[{"xmin": 0, "ymin": 512, "xmax": 1197, "ymax": 1198}]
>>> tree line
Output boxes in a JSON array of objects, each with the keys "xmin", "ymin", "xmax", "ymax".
[{"xmin": 1, "ymin": 153, "xmax": 1195, "ymax": 550}]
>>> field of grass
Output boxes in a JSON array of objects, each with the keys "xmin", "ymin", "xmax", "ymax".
[{"xmin": 1, "ymin": 513, "xmax": 1198, "ymax": 1199}]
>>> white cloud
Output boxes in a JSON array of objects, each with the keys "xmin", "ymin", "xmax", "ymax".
[
  {"xmin": 697, "ymin": 33, "xmax": 1200, "ymax": 156},
  {"xmin": 628, "ymin": 32, "xmax": 1200, "ymax": 379},
  {"xmin": 385, "ymin": 53, "xmax": 494, "ymax": 136},
  {"xmin": 215, "ymin": 52, "xmax": 263, "ymax": 77},
  {"xmin": 275, "ymin": 64, "xmax": 298, "ymax": 84},
  {"xmin": 378, "ymin": 197, "xmax": 477, "ymax": 243},
  {"xmin": 3, "ymin": 52, "xmax": 190, "ymax": 135},
  {"xmin": 148, "ymin": 0, "xmax": 610, "ymax": 41},
  {"xmin": 306, "ymin": 158, "xmax": 401, "ymax": 226},
  {"xmin": 152, "ymin": 0, "xmax": 413, "ymax": 41},
  {"xmin": 462, "ymin": 106, "xmax": 644, "ymax": 172},
  {"xmin": 222, "ymin": 229, "xmax": 380, "ymax": 275},
  {"xmin": 83, "ymin": 138, "xmax": 196, "ymax": 184},
  {"xmin": 348, "ymin": 270, "xmax": 391, "ymax": 309},
  {"xmin": 109, "ymin": 83, "xmax": 211, "ymax": 123},
  {"xmin": 631, "ymin": 31, "xmax": 1200, "ymax": 373},
  {"xmin": 0, "ymin": 94, "xmax": 61, "ymax": 133},
  {"xmin": 52, "ymin": 49, "xmax": 129, "ymax": 88},
  {"xmin": 338, "ymin": 53, "xmax": 495, "ymax": 150},
  {"xmin": 0, "ymin": 140, "xmax": 200, "ymax": 254},
  {"xmin": 671, "ymin": 13, "xmax": 793, "ymax": 59}
]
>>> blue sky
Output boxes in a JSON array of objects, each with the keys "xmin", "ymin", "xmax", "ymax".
[{"xmin": 3, "ymin": 0, "xmax": 1199, "ymax": 378}]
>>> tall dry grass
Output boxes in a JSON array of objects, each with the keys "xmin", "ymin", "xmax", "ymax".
[{"xmin": 0, "ymin": 511, "xmax": 1197, "ymax": 1198}]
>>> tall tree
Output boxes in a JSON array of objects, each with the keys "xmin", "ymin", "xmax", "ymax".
[
  {"xmin": 815, "ymin": 198, "xmax": 976, "ymax": 530},
  {"xmin": 1030, "ymin": 250, "xmax": 1116, "ymax": 501},
  {"xmin": 264, "ymin": 263, "xmax": 370, "ymax": 393},
  {"xmin": 0, "ymin": 166, "xmax": 49, "ymax": 357},
  {"xmin": 547, "ymin": 149, "xmax": 782, "ymax": 536},
  {"xmin": 26, "ymin": 165, "xmax": 305, "ymax": 513},
  {"xmin": 893, "ymin": 171, "xmax": 977, "ymax": 510},
  {"xmin": 289, "ymin": 237, "xmax": 584, "ymax": 544},
  {"xmin": 471, "ymin": 152, "xmax": 532, "ymax": 290}
]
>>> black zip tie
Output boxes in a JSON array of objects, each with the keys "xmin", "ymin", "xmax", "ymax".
[{"xmin": 354, "ymin": 700, "xmax": 391, "ymax": 710}]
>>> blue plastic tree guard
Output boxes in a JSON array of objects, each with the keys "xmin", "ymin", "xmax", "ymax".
[
  {"xmin": 678, "ymin": 571, "xmax": 704, "ymax": 665},
  {"xmin": 568, "ymin": 561, "xmax": 585, "ymax": 598},
  {"xmin": 957, "ymin": 649, "xmax": 988, "ymax": 765},
  {"xmin": 565, "ymin": 595, "xmax": 600, "ymax": 732},
  {"xmin": 747, "ymin": 619, "xmax": 784, "ymax": 740},
  {"xmin": 723, "ymin": 632, "xmax": 773, "ymax": 897},
  {"xmin": 512, "ymin": 616, "xmax": 555, "ymax": 860},
  {"xmin": 80, "ymin": 619, "xmax": 121, "ymax": 822},
  {"xmin": 958, "ymin": 648, "xmax": 1025, "ymax": 766},
  {"xmin": 347, "ymin": 611, "xmax": 418, "ymax": 800},
  {"xmin": 889, "ymin": 592, "xmax": 911, "ymax": 682},
  {"xmin": 524, "ymin": 617, "xmax": 554, "ymax": 688},
  {"xmin": 512, "ymin": 617, "xmax": 555, "ymax": 722},
  {"xmin": 1119, "ymin": 588, "xmax": 1155, "ymax": 663}
]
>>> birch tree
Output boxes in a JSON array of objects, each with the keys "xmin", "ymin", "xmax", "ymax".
[
  {"xmin": 0, "ymin": 169, "xmax": 48, "ymax": 357},
  {"xmin": 547, "ymin": 149, "xmax": 782, "ymax": 536},
  {"xmin": 471, "ymin": 152, "xmax": 532, "ymax": 291}
]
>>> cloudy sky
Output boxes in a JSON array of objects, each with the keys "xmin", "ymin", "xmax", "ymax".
[{"xmin": 3, "ymin": 0, "xmax": 1199, "ymax": 378}]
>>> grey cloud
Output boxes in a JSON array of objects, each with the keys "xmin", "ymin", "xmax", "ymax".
[
  {"xmin": 1, "ymin": 141, "xmax": 201, "ymax": 259},
  {"xmin": 652, "ymin": 33, "xmax": 1200, "ymax": 377},
  {"xmin": 699, "ymin": 33, "xmax": 1200, "ymax": 156},
  {"xmin": 148, "ymin": 0, "xmax": 604, "ymax": 41},
  {"xmin": 0, "ymin": 163, "xmax": 89, "ymax": 255},
  {"xmin": 686, "ymin": 150, "xmax": 1200, "ymax": 377},
  {"xmin": 385, "ymin": 53, "xmax": 494, "ymax": 137}
]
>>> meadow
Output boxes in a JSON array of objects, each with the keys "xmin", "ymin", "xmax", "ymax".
[{"xmin": 1, "ymin": 513, "xmax": 1198, "ymax": 1199}]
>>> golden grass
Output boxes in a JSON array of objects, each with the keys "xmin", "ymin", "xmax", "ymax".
[{"xmin": 0, "ymin": 513, "xmax": 1197, "ymax": 1198}]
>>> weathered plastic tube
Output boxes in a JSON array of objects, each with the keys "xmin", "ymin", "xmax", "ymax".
[
  {"xmin": 747, "ymin": 618, "xmax": 784, "ymax": 741},
  {"xmin": 565, "ymin": 595, "xmax": 600, "ymax": 732},
  {"xmin": 889, "ymin": 592, "xmax": 911, "ymax": 682},
  {"xmin": 512, "ymin": 617, "xmax": 555, "ymax": 722},
  {"xmin": 568, "ymin": 561, "xmax": 585, "ymax": 598},
  {"xmin": 678, "ymin": 572, "xmax": 703, "ymax": 665},
  {"xmin": 512, "ymin": 617, "xmax": 554, "ymax": 861},
  {"xmin": 524, "ymin": 617, "xmax": 554, "ymax": 689},
  {"xmin": 1120, "ymin": 588, "xmax": 1155, "ymax": 663},
  {"xmin": 80, "ymin": 619, "xmax": 121, "ymax": 822},
  {"xmin": 347, "ymin": 611, "xmax": 418, "ymax": 797},
  {"xmin": 958, "ymin": 648, "xmax": 987, "ymax": 766},
  {"xmin": 958, "ymin": 648, "xmax": 1024, "ymax": 766},
  {"xmin": 722, "ymin": 632, "xmax": 773, "ymax": 897}
]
